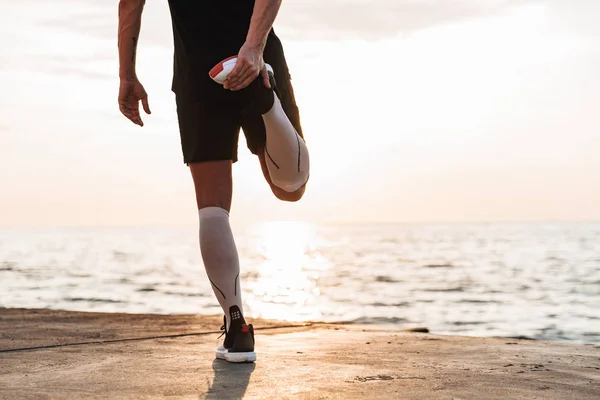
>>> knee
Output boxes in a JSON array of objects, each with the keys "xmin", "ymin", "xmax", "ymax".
[{"xmin": 272, "ymin": 184, "xmax": 305, "ymax": 202}]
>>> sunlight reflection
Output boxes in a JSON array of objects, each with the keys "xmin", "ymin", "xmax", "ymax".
[{"xmin": 245, "ymin": 221, "xmax": 326, "ymax": 321}]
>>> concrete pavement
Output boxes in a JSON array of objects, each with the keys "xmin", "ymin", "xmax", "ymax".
[{"xmin": 1, "ymin": 308, "xmax": 599, "ymax": 399}]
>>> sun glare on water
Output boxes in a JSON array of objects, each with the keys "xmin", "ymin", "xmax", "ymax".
[{"xmin": 243, "ymin": 221, "xmax": 328, "ymax": 322}]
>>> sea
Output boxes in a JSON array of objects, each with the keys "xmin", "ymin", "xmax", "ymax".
[{"xmin": 1, "ymin": 222, "xmax": 598, "ymax": 344}]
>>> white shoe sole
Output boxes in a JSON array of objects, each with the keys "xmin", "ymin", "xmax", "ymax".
[
  {"xmin": 216, "ymin": 345, "xmax": 256, "ymax": 363},
  {"xmin": 209, "ymin": 56, "xmax": 274, "ymax": 85}
]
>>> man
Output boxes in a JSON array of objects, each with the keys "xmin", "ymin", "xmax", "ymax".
[{"xmin": 117, "ymin": 0, "xmax": 310, "ymax": 363}]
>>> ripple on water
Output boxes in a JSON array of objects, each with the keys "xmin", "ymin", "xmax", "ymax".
[
  {"xmin": 422, "ymin": 287, "xmax": 465, "ymax": 293},
  {"xmin": 451, "ymin": 321, "xmax": 487, "ymax": 326},
  {"xmin": 162, "ymin": 291, "xmax": 207, "ymax": 298},
  {"xmin": 0, "ymin": 261, "xmax": 16, "ymax": 271},
  {"xmin": 423, "ymin": 264, "xmax": 455, "ymax": 269},
  {"xmin": 456, "ymin": 299, "xmax": 502, "ymax": 304},
  {"xmin": 349, "ymin": 316, "xmax": 409, "ymax": 324},
  {"xmin": 375, "ymin": 275, "xmax": 401, "ymax": 283},
  {"xmin": 67, "ymin": 273, "xmax": 92, "ymax": 278},
  {"xmin": 369, "ymin": 302, "xmax": 410, "ymax": 308},
  {"xmin": 582, "ymin": 332, "xmax": 600, "ymax": 339},
  {"xmin": 137, "ymin": 287, "xmax": 157, "ymax": 292},
  {"xmin": 63, "ymin": 297, "xmax": 125, "ymax": 304}
]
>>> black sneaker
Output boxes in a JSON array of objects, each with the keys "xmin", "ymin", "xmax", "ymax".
[
  {"xmin": 241, "ymin": 63, "xmax": 279, "ymax": 116},
  {"xmin": 208, "ymin": 56, "xmax": 278, "ymax": 116},
  {"xmin": 216, "ymin": 306, "xmax": 256, "ymax": 363}
]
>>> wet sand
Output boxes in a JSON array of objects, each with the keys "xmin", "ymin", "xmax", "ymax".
[{"xmin": 1, "ymin": 308, "xmax": 599, "ymax": 399}]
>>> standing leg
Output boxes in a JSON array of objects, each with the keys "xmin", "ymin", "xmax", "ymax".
[
  {"xmin": 176, "ymin": 87, "xmax": 255, "ymax": 362},
  {"xmin": 189, "ymin": 160, "xmax": 255, "ymax": 362},
  {"xmin": 190, "ymin": 160, "xmax": 256, "ymax": 362},
  {"xmin": 189, "ymin": 160, "xmax": 244, "ymax": 330}
]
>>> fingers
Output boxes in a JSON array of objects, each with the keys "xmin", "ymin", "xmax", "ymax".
[
  {"xmin": 118, "ymin": 80, "xmax": 150, "ymax": 127},
  {"xmin": 227, "ymin": 57, "xmax": 247, "ymax": 80},
  {"xmin": 229, "ymin": 72, "xmax": 258, "ymax": 91},
  {"xmin": 260, "ymin": 67, "xmax": 271, "ymax": 89},
  {"xmin": 129, "ymin": 108, "xmax": 143, "ymax": 126},
  {"xmin": 225, "ymin": 57, "xmax": 264, "ymax": 91},
  {"xmin": 227, "ymin": 65, "xmax": 260, "ymax": 91},
  {"xmin": 119, "ymin": 102, "xmax": 143, "ymax": 127},
  {"xmin": 141, "ymin": 95, "xmax": 151, "ymax": 115},
  {"xmin": 224, "ymin": 58, "xmax": 249, "ymax": 90}
]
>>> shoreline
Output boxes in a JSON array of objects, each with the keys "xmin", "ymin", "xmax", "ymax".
[
  {"xmin": 1, "ymin": 308, "xmax": 599, "ymax": 399},
  {"xmin": 2, "ymin": 307, "xmax": 596, "ymax": 346},
  {"xmin": 0, "ymin": 307, "xmax": 431, "ymax": 351}
]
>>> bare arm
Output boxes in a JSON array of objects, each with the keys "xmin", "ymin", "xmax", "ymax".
[
  {"xmin": 225, "ymin": 0, "xmax": 283, "ymax": 91},
  {"xmin": 118, "ymin": 0, "xmax": 145, "ymax": 79},
  {"xmin": 117, "ymin": 0, "xmax": 150, "ymax": 126},
  {"xmin": 246, "ymin": 0, "xmax": 282, "ymax": 52}
]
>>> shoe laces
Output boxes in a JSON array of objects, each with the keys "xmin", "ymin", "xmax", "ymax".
[{"xmin": 218, "ymin": 323, "xmax": 226, "ymax": 339}]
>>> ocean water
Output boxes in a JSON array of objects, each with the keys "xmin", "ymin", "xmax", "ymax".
[{"xmin": 0, "ymin": 222, "xmax": 598, "ymax": 344}]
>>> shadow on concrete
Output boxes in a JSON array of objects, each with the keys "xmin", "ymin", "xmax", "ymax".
[{"xmin": 205, "ymin": 359, "xmax": 256, "ymax": 400}]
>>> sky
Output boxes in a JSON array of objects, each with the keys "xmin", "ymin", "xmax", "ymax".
[{"xmin": 0, "ymin": 0, "xmax": 599, "ymax": 226}]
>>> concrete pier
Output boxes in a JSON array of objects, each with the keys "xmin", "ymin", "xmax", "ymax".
[{"xmin": 1, "ymin": 308, "xmax": 598, "ymax": 399}]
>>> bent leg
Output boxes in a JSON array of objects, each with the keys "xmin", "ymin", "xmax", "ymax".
[
  {"xmin": 256, "ymin": 148, "xmax": 306, "ymax": 202},
  {"xmin": 209, "ymin": 48, "xmax": 310, "ymax": 199},
  {"xmin": 260, "ymin": 91, "xmax": 310, "ymax": 193}
]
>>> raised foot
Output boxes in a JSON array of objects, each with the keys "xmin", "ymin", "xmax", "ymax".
[{"xmin": 209, "ymin": 56, "xmax": 274, "ymax": 85}]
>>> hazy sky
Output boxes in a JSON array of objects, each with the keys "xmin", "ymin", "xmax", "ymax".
[{"xmin": 0, "ymin": 0, "xmax": 599, "ymax": 226}]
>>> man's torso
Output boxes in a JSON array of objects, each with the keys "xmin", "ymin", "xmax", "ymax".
[{"xmin": 168, "ymin": 0, "xmax": 282, "ymax": 96}]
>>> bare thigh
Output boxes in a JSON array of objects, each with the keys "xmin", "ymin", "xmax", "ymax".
[{"xmin": 189, "ymin": 160, "xmax": 233, "ymax": 211}]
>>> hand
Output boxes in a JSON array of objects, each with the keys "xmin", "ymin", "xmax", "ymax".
[
  {"xmin": 118, "ymin": 78, "xmax": 151, "ymax": 126},
  {"xmin": 224, "ymin": 42, "xmax": 271, "ymax": 91}
]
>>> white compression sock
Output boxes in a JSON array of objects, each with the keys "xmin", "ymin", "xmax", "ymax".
[
  {"xmin": 198, "ymin": 207, "xmax": 244, "ymax": 330},
  {"xmin": 262, "ymin": 95, "xmax": 310, "ymax": 193}
]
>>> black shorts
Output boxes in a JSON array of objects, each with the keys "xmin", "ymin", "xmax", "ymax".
[{"xmin": 174, "ymin": 38, "xmax": 303, "ymax": 164}]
